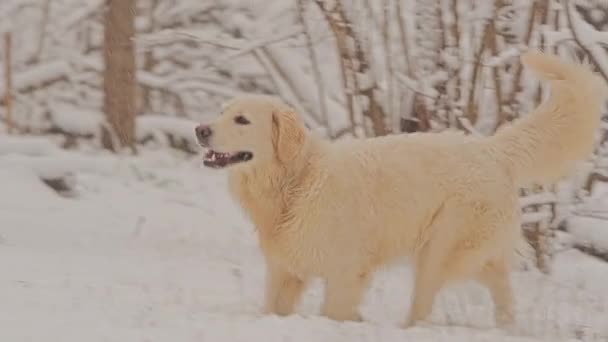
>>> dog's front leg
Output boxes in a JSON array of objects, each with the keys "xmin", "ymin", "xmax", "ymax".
[
  {"xmin": 263, "ymin": 261, "xmax": 306, "ymax": 316},
  {"xmin": 320, "ymin": 273, "xmax": 370, "ymax": 322}
]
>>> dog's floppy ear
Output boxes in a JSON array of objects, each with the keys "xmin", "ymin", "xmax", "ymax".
[{"xmin": 272, "ymin": 110, "xmax": 305, "ymax": 164}]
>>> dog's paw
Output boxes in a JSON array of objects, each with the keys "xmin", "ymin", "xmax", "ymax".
[
  {"xmin": 402, "ymin": 318, "xmax": 433, "ymax": 329},
  {"xmin": 322, "ymin": 310, "xmax": 363, "ymax": 323},
  {"xmin": 495, "ymin": 311, "xmax": 515, "ymax": 329}
]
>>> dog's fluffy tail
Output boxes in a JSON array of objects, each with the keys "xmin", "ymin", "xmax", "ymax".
[{"xmin": 491, "ymin": 51, "xmax": 607, "ymax": 186}]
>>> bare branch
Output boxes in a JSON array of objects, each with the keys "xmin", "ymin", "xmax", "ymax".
[
  {"xmin": 565, "ymin": 0, "xmax": 608, "ymax": 82},
  {"xmin": 296, "ymin": 0, "xmax": 330, "ymax": 133}
]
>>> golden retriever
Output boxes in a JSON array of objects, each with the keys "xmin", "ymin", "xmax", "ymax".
[{"xmin": 195, "ymin": 51, "xmax": 606, "ymax": 328}]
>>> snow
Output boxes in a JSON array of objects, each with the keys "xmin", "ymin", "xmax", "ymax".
[
  {"xmin": 59, "ymin": 0, "xmax": 104, "ymax": 32},
  {"xmin": 137, "ymin": 71, "xmax": 169, "ymax": 90},
  {"xmin": 0, "ymin": 136, "xmax": 113, "ymax": 180},
  {"xmin": 0, "ymin": 144, "xmax": 606, "ymax": 342},
  {"xmin": 568, "ymin": 216, "xmax": 608, "ymax": 254},
  {"xmin": 3, "ymin": 1, "xmax": 608, "ymax": 340},
  {"xmin": 566, "ymin": 1, "xmax": 608, "ymax": 79},
  {"xmin": 0, "ymin": 135, "xmax": 63, "ymax": 156},
  {"xmin": 0, "ymin": 60, "xmax": 70, "ymax": 95},
  {"xmin": 48, "ymin": 102, "xmax": 104, "ymax": 136},
  {"xmin": 487, "ymin": 48, "xmax": 523, "ymax": 67},
  {"xmin": 137, "ymin": 114, "xmax": 199, "ymax": 146},
  {"xmin": 0, "ymin": 153, "xmax": 112, "ymax": 180},
  {"xmin": 569, "ymin": 184, "xmax": 608, "ymax": 254},
  {"xmin": 219, "ymin": 26, "xmax": 304, "ymax": 62},
  {"xmin": 520, "ymin": 192, "xmax": 558, "ymax": 208}
]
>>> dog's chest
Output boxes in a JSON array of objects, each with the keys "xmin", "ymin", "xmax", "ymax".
[
  {"xmin": 231, "ymin": 181, "xmax": 281, "ymax": 233},
  {"xmin": 229, "ymin": 171, "xmax": 333, "ymax": 277}
]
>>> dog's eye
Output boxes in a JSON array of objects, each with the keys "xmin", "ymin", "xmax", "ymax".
[{"xmin": 234, "ymin": 115, "xmax": 250, "ymax": 125}]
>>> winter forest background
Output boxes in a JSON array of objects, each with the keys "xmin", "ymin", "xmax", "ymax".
[{"xmin": 1, "ymin": 0, "xmax": 608, "ymax": 341}]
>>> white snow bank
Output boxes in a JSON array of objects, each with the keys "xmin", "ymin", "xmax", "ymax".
[
  {"xmin": 0, "ymin": 136, "xmax": 63, "ymax": 156},
  {"xmin": 18, "ymin": 101, "xmax": 201, "ymax": 151},
  {"xmin": 0, "ymin": 60, "xmax": 70, "ymax": 95},
  {"xmin": 48, "ymin": 102, "xmax": 105, "ymax": 135},
  {"xmin": 567, "ymin": 183, "xmax": 608, "ymax": 254},
  {"xmin": 0, "ymin": 153, "xmax": 115, "ymax": 180},
  {"xmin": 137, "ymin": 114, "xmax": 199, "ymax": 146},
  {"xmin": 0, "ymin": 136, "xmax": 115, "ymax": 183},
  {"xmin": 0, "ymin": 168, "xmax": 64, "ymax": 207},
  {"xmin": 0, "ymin": 143, "xmax": 605, "ymax": 342},
  {"xmin": 568, "ymin": 216, "xmax": 608, "ymax": 254}
]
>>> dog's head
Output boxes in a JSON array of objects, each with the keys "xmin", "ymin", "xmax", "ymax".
[{"xmin": 195, "ymin": 95, "xmax": 306, "ymax": 169}]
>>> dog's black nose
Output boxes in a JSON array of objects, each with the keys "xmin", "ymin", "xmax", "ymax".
[{"xmin": 195, "ymin": 124, "xmax": 212, "ymax": 142}]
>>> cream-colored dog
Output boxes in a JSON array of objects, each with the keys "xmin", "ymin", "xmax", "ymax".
[{"xmin": 195, "ymin": 52, "xmax": 606, "ymax": 327}]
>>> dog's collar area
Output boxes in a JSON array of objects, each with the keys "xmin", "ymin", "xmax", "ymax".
[{"xmin": 203, "ymin": 149, "xmax": 253, "ymax": 168}]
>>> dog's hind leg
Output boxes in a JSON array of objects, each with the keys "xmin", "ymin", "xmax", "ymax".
[
  {"xmin": 263, "ymin": 262, "xmax": 307, "ymax": 316},
  {"xmin": 475, "ymin": 257, "xmax": 514, "ymax": 327},
  {"xmin": 321, "ymin": 271, "xmax": 371, "ymax": 322},
  {"xmin": 405, "ymin": 240, "xmax": 449, "ymax": 327},
  {"xmin": 404, "ymin": 201, "xmax": 458, "ymax": 328}
]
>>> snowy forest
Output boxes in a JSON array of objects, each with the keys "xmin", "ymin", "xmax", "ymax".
[{"xmin": 1, "ymin": 0, "xmax": 608, "ymax": 341}]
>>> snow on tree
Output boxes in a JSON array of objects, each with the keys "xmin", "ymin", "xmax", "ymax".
[{"xmin": 1, "ymin": 0, "xmax": 608, "ymax": 270}]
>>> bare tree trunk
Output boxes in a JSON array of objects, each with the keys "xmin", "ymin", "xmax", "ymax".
[
  {"xmin": 4, "ymin": 32, "xmax": 14, "ymax": 134},
  {"xmin": 487, "ymin": 2, "xmax": 505, "ymax": 130},
  {"xmin": 103, "ymin": 0, "xmax": 136, "ymax": 150},
  {"xmin": 315, "ymin": 0, "xmax": 388, "ymax": 137},
  {"xmin": 465, "ymin": 11, "xmax": 494, "ymax": 126},
  {"xmin": 382, "ymin": 0, "xmax": 396, "ymax": 132}
]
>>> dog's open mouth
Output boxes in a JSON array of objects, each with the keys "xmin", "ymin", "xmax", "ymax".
[{"xmin": 203, "ymin": 150, "xmax": 253, "ymax": 168}]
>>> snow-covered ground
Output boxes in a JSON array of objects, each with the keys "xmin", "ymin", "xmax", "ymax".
[{"xmin": 0, "ymin": 144, "xmax": 607, "ymax": 342}]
